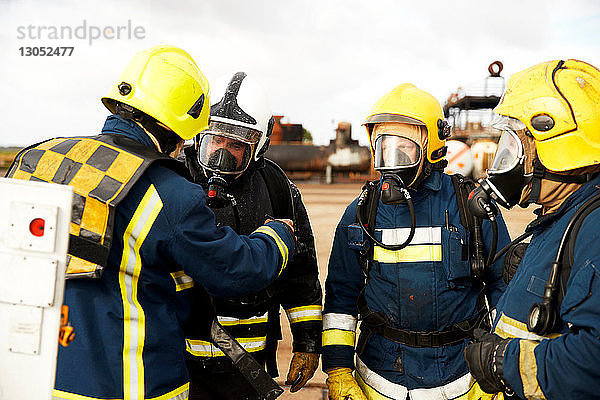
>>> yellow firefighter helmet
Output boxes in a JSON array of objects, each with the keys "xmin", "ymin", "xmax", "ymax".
[
  {"xmin": 102, "ymin": 45, "xmax": 210, "ymax": 140},
  {"xmin": 363, "ymin": 83, "xmax": 448, "ymax": 164},
  {"xmin": 494, "ymin": 59, "xmax": 600, "ymax": 171}
]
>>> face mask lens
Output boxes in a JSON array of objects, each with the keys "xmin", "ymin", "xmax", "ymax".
[
  {"xmin": 489, "ymin": 130, "xmax": 523, "ymax": 174},
  {"xmin": 198, "ymin": 133, "xmax": 252, "ymax": 174},
  {"xmin": 374, "ymin": 135, "xmax": 421, "ymax": 170}
]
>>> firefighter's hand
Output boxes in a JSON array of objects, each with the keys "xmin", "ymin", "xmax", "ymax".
[
  {"xmin": 264, "ymin": 218, "xmax": 294, "ymax": 234},
  {"xmin": 464, "ymin": 329, "xmax": 510, "ymax": 394},
  {"xmin": 325, "ymin": 368, "xmax": 367, "ymax": 400},
  {"xmin": 285, "ymin": 352, "xmax": 319, "ymax": 392}
]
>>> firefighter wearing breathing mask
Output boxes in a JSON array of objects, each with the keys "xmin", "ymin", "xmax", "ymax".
[
  {"xmin": 182, "ymin": 72, "xmax": 322, "ymax": 399},
  {"xmin": 322, "ymin": 83, "xmax": 510, "ymax": 400},
  {"xmin": 465, "ymin": 60, "xmax": 600, "ymax": 400}
]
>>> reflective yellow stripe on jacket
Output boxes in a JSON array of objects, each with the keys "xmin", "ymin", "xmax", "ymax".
[
  {"xmin": 170, "ymin": 271, "xmax": 194, "ymax": 292},
  {"xmin": 252, "ymin": 225, "xmax": 289, "ymax": 275},
  {"xmin": 52, "ymin": 383, "xmax": 189, "ymax": 400},
  {"xmin": 286, "ymin": 305, "xmax": 323, "ymax": 324},
  {"xmin": 493, "ymin": 313, "xmax": 557, "ymax": 400},
  {"xmin": 217, "ymin": 311, "xmax": 269, "ymax": 326},
  {"xmin": 322, "ymin": 313, "xmax": 357, "ymax": 347},
  {"xmin": 373, "ymin": 227, "xmax": 442, "ymax": 263},
  {"xmin": 118, "ymin": 184, "xmax": 162, "ymax": 400}
]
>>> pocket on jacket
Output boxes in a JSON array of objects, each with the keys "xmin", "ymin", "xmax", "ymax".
[{"xmin": 442, "ymin": 227, "xmax": 471, "ymax": 288}]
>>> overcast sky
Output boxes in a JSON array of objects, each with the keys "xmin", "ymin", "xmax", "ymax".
[{"xmin": 0, "ymin": 0, "xmax": 599, "ymax": 147}]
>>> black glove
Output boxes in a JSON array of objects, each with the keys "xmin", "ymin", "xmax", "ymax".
[
  {"xmin": 502, "ymin": 242, "xmax": 528, "ymax": 284},
  {"xmin": 464, "ymin": 329, "xmax": 512, "ymax": 394}
]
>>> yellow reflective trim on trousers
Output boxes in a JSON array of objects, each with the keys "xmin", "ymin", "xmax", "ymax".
[
  {"xmin": 373, "ymin": 244, "xmax": 442, "ymax": 263},
  {"xmin": 52, "ymin": 383, "xmax": 188, "ymax": 400},
  {"xmin": 118, "ymin": 185, "xmax": 163, "ymax": 400},
  {"xmin": 322, "ymin": 329, "xmax": 355, "ymax": 347},
  {"xmin": 355, "ymin": 371, "xmax": 394, "ymax": 400},
  {"xmin": 252, "ymin": 226, "xmax": 289, "ymax": 274},
  {"xmin": 519, "ymin": 340, "xmax": 547, "ymax": 400}
]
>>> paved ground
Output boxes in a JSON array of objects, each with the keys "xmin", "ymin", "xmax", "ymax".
[{"xmin": 274, "ymin": 182, "xmax": 537, "ymax": 399}]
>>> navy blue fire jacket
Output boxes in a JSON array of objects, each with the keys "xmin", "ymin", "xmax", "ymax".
[
  {"xmin": 323, "ymin": 171, "xmax": 510, "ymax": 398},
  {"xmin": 492, "ymin": 174, "xmax": 600, "ymax": 400},
  {"xmin": 53, "ymin": 115, "xmax": 294, "ymax": 400}
]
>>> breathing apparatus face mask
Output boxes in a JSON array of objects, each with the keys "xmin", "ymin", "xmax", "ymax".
[
  {"xmin": 372, "ymin": 123, "xmax": 426, "ymax": 204},
  {"xmin": 196, "ymin": 121, "xmax": 260, "ymax": 207},
  {"xmin": 468, "ymin": 115, "xmax": 536, "ymax": 218},
  {"xmin": 197, "ymin": 121, "xmax": 260, "ymax": 176}
]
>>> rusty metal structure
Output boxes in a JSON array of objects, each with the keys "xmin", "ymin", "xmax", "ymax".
[
  {"xmin": 264, "ymin": 117, "xmax": 372, "ymax": 182},
  {"xmin": 0, "ymin": 149, "xmax": 20, "ymax": 176},
  {"xmin": 442, "ymin": 61, "xmax": 505, "ymax": 179}
]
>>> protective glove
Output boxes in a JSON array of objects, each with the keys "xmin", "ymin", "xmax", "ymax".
[
  {"xmin": 285, "ymin": 352, "xmax": 320, "ymax": 392},
  {"xmin": 464, "ymin": 328, "xmax": 512, "ymax": 394},
  {"xmin": 325, "ymin": 367, "xmax": 367, "ymax": 400},
  {"xmin": 502, "ymin": 242, "xmax": 528, "ymax": 284}
]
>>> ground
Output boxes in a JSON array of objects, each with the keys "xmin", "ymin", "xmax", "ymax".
[{"xmin": 274, "ymin": 182, "xmax": 537, "ymax": 400}]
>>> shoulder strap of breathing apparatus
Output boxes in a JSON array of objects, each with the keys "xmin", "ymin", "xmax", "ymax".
[
  {"xmin": 450, "ymin": 174, "xmax": 490, "ymax": 280},
  {"xmin": 526, "ymin": 190, "xmax": 600, "ymax": 335},
  {"xmin": 356, "ymin": 174, "xmax": 488, "ymax": 280},
  {"xmin": 259, "ymin": 158, "xmax": 295, "ymax": 221},
  {"xmin": 355, "ymin": 174, "xmax": 492, "ymax": 347},
  {"xmin": 355, "ymin": 180, "xmax": 381, "ymax": 277}
]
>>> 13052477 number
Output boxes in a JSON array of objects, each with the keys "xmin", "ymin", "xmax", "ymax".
[{"xmin": 19, "ymin": 47, "xmax": 74, "ymax": 56}]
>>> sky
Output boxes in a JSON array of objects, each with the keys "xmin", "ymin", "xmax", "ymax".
[{"xmin": 0, "ymin": 0, "xmax": 599, "ymax": 147}]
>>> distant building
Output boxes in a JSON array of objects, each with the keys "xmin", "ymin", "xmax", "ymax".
[{"xmin": 271, "ymin": 115, "xmax": 304, "ymax": 143}]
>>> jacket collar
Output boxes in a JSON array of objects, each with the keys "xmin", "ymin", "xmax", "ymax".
[
  {"xmin": 419, "ymin": 170, "xmax": 442, "ymax": 192},
  {"xmin": 101, "ymin": 114, "xmax": 158, "ymax": 151},
  {"xmin": 528, "ymin": 173, "xmax": 600, "ymax": 231}
]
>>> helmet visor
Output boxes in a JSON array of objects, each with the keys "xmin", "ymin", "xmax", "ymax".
[
  {"xmin": 373, "ymin": 134, "xmax": 421, "ymax": 170},
  {"xmin": 204, "ymin": 121, "xmax": 262, "ymax": 144},
  {"xmin": 198, "ymin": 132, "xmax": 254, "ymax": 175},
  {"xmin": 488, "ymin": 125, "xmax": 524, "ymax": 174}
]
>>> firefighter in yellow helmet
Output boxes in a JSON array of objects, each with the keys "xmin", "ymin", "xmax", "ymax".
[
  {"xmin": 7, "ymin": 46, "xmax": 295, "ymax": 400},
  {"xmin": 322, "ymin": 83, "xmax": 510, "ymax": 399},
  {"xmin": 465, "ymin": 59, "xmax": 600, "ymax": 399}
]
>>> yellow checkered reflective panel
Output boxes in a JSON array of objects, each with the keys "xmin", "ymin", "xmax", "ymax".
[{"xmin": 7, "ymin": 136, "xmax": 155, "ymax": 278}]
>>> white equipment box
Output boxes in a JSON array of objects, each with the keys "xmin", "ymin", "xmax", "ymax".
[{"xmin": 0, "ymin": 177, "xmax": 73, "ymax": 400}]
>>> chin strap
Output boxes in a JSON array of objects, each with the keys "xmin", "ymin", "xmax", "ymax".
[
  {"xmin": 529, "ymin": 158, "xmax": 597, "ymax": 204},
  {"xmin": 410, "ymin": 159, "xmax": 447, "ymax": 189},
  {"xmin": 114, "ymin": 102, "xmax": 181, "ymax": 155}
]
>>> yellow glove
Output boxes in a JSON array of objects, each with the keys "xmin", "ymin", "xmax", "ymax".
[
  {"xmin": 326, "ymin": 367, "xmax": 367, "ymax": 400},
  {"xmin": 285, "ymin": 352, "xmax": 320, "ymax": 392}
]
